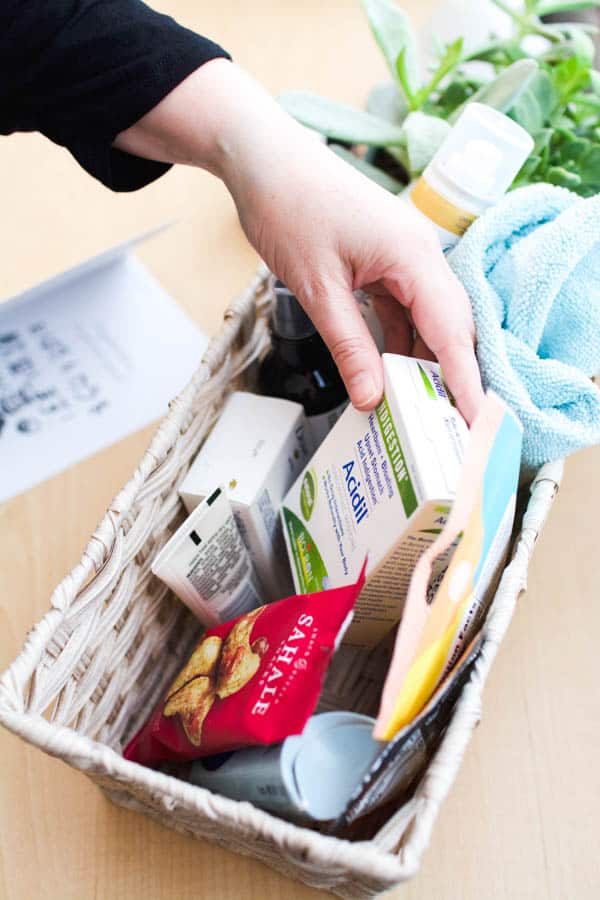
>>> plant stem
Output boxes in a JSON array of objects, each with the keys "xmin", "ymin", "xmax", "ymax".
[{"xmin": 491, "ymin": 0, "xmax": 561, "ymax": 42}]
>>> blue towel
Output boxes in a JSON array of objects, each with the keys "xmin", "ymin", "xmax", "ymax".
[{"xmin": 449, "ymin": 184, "xmax": 600, "ymax": 469}]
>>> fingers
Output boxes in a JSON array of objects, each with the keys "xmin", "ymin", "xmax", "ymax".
[
  {"xmin": 431, "ymin": 338, "xmax": 484, "ymax": 424},
  {"xmin": 301, "ymin": 283, "xmax": 384, "ymax": 411},
  {"xmin": 385, "ymin": 234, "xmax": 484, "ymax": 425}
]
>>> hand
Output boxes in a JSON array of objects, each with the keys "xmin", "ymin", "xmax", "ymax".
[{"xmin": 115, "ymin": 60, "xmax": 484, "ymax": 423}]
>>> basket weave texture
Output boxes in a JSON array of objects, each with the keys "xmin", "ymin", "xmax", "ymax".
[{"xmin": 0, "ymin": 269, "xmax": 563, "ymax": 899}]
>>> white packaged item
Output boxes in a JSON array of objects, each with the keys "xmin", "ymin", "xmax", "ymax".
[
  {"xmin": 179, "ymin": 392, "xmax": 311, "ymax": 600},
  {"xmin": 188, "ymin": 711, "xmax": 381, "ymax": 822},
  {"xmin": 281, "ymin": 354, "xmax": 469, "ymax": 650},
  {"xmin": 408, "ymin": 102, "xmax": 533, "ymax": 251},
  {"xmin": 151, "ymin": 486, "xmax": 263, "ymax": 626}
]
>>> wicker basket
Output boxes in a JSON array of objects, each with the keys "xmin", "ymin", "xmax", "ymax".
[{"xmin": 0, "ymin": 268, "xmax": 563, "ymax": 899}]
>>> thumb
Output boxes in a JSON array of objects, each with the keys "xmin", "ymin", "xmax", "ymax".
[{"xmin": 300, "ymin": 282, "xmax": 384, "ymax": 411}]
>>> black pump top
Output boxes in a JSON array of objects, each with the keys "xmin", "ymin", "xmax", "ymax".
[{"xmin": 271, "ymin": 280, "xmax": 316, "ymax": 341}]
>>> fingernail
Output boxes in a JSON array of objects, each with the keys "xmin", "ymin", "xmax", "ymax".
[{"xmin": 347, "ymin": 371, "xmax": 380, "ymax": 410}]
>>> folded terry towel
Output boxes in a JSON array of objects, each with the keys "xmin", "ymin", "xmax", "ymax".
[{"xmin": 449, "ymin": 184, "xmax": 600, "ymax": 469}]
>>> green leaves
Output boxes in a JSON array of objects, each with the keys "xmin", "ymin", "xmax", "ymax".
[
  {"xmin": 579, "ymin": 145, "xmax": 600, "ymax": 186},
  {"xmin": 449, "ymin": 59, "xmax": 539, "ymax": 122},
  {"xmin": 278, "ymin": 91, "xmax": 451, "ymax": 177},
  {"xmin": 280, "ymin": 0, "xmax": 599, "ymax": 197},
  {"xmin": 542, "ymin": 24, "xmax": 597, "ymax": 66},
  {"xmin": 514, "ymin": 129, "xmax": 600, "ymax": 194},
  {"xmin": 362, "ymin": 0, "xmax": 420, "ymax": 93},
  {"xmin": 410, "ymin": 38, "xmax": 465, "ymax": 110},
  {"xmin": 366, "ymin": 81, "xmax": 407, "ymax": 123},
  {"xmin": 547, "ymin": 164, "xmax": 583, "ymax": 187},
  {"xmin": 552, "ymin": 54, "xmax": 593, "ymax": 102},
  {"xmin": 397, "ymin": 37, "xmax": 464, "ymax": 111},
  {"xmin": 278, "ymin": 91, "xmax": 406, "ymax": 146},
  {"xmin": 396, "ymin": 48, "xmax": 417, "ymax": 109},
  {"xmin": 510, "ymin": 69, "xmax": 559, "ymax": 133},
  {"xmin": 328, "ymin": 144, "xmax": 405, "ymax": 193},
  {"xmin": 534, "ymin": 1, "xmax": 600, "ymax": 15},
  {"xmin": 401, "ymin": 112, "xmax": 451, "ymax": 172}
]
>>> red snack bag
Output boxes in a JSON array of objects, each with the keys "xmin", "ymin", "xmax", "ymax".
[{"xmin": 124, "ymin": 567, "xmax": 366, "ymax": 765}]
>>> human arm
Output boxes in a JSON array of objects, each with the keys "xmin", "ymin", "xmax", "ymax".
[
  {"xmin": 0, "ymin": 0, "xmax": 229, "ymax": 190},
  {"xmin": 115, "ymin": 59, "xmax": 484, "ymax": 421},
  {"xmin": 0, "ymin": 1, "xmax": 483, "ymax": 420}
]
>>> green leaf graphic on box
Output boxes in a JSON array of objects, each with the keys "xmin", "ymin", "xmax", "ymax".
[
  {"xmin": 300, "ymin": 469, "xmax": 317, "ymax": 521},
  {"xmin": 282, "ymin": 508, "xmax": 328, "ymax": 594},
  {"xmin": 418, "ymin": 363, "xmax": 438, "ymax": 400},
  {"xmin": 417, "ymin": 363, "xmax": 455, "ymax": 405}
]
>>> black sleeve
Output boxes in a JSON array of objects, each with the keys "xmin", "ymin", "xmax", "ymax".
[{"xmin": 0, "ymin": 1, "xmax": 231, "ymax": 191}]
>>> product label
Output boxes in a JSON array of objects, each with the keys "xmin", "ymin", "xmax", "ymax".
[
  {"xmin": 375, "ymin": 397, "xmax": 418, "ymax": 517},
  {"xmin": 257, "ymin": 488, "xmax": 277, "ymax": 540},
  {"xmin": 190, "ymin": 745, "xmax": 295, "ymax": 816},
  {"xmin": 300, "ymin": 469, "xmax": 317, "ymax": 521},
  {"xmin": 417, "ymin": 362, "xmax": 454, "ymax": 405},
  {"xmin": 410, "ymin": 177, "xmax": 477, "ymax": 238},
  {"xmin": 186, "ymin": 502, "xmax": 261, "ymax": 620},
  {"xmin": 284, "ymin": 393, "xmax": 439, "ymax": 644},
  {"xmin": 123, "ymin": 570, "xmax": 366, "ymax": 765},
  {"xmin": 282, "ymin": 507, "xmax": 329, "ymax": 594},
  {"xmin": 152, "ymin": 487, "xmax": 263, "ymax": 626}
]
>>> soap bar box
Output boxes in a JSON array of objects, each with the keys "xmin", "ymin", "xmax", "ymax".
[
  {"xmin": 179, "ymin": 391, "xmax": 312, "ymax": 601},
  {"xmin": 281, "ymin": 354, "xmax": 469, "ymax": 650}
]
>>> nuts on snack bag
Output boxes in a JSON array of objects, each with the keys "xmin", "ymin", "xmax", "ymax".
[
  {"xmin": 167, "ymin": 634, "xmax": 223, "ymax": 697},
  {"xmin": 216, "ymin": 608, "xmax": 266, "ymax": 699},
  {"xmin": 164, "ymin": 677, "xmax": 215, "ymax": 746},
  {"xmin": 123, "ymin": 567, "xmax": 366, "ymax": 766}
]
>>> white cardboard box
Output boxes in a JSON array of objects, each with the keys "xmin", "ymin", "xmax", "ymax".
[
  {"xmin": 281, "ymin": 354, "xmax": 469, "ymax": 650},
  {"xmin": 179, "ymin": 391, "xmax": 312, "ymax": 601}
]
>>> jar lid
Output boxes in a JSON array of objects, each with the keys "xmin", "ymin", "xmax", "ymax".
[
  {"xmin": 270, "ymin": 278, "xmax": 316, "ymax": 340},
  {"xmin": 427, "ymin": 102, "xmax": 534, "ymax": 203}
]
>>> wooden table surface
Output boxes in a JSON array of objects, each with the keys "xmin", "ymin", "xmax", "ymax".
[{"xmin": 1, "ymin": 3, "xmax": 599, "ymax": 898}]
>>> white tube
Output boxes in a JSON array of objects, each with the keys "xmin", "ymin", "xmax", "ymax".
[
  {"xmin": 407, "ymin": 103, "xmax": 534, "ymax": 252},
  {"xmin": 188, "ymin": 712, "xmax": 381, "ymax": 821},
  {"xmin": 151, "ymin": 486, "xmax": 264, "ymax": 626}
]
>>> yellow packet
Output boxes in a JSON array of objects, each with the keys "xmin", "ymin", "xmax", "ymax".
[{"xmin": 375, "ymin": 392, "xmax": 522, "ymax": 740}]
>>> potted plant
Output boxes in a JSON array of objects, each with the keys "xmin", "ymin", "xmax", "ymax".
[{"xmin": 280, "ymin": 0, "xmax": 600, "ymax": 196}]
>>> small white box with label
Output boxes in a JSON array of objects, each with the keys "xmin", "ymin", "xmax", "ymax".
[{"xmin": 179, "ymin": 391, "xmax": 311, "ymax": 601}]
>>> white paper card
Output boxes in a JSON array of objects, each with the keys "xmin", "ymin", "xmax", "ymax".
[{"xmin": 0, "ymin": 235, "xmax": 208, "ymax": 501}]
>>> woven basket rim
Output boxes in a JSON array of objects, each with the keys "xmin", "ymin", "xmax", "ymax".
[{"xmin": 0, "ymin": 703, "xmax": 413, "ymax": 883}]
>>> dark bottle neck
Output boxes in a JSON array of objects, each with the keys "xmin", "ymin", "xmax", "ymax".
[{"xmin": 269, "ymin": 330, "xmax": 333, "ymax": 369}]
